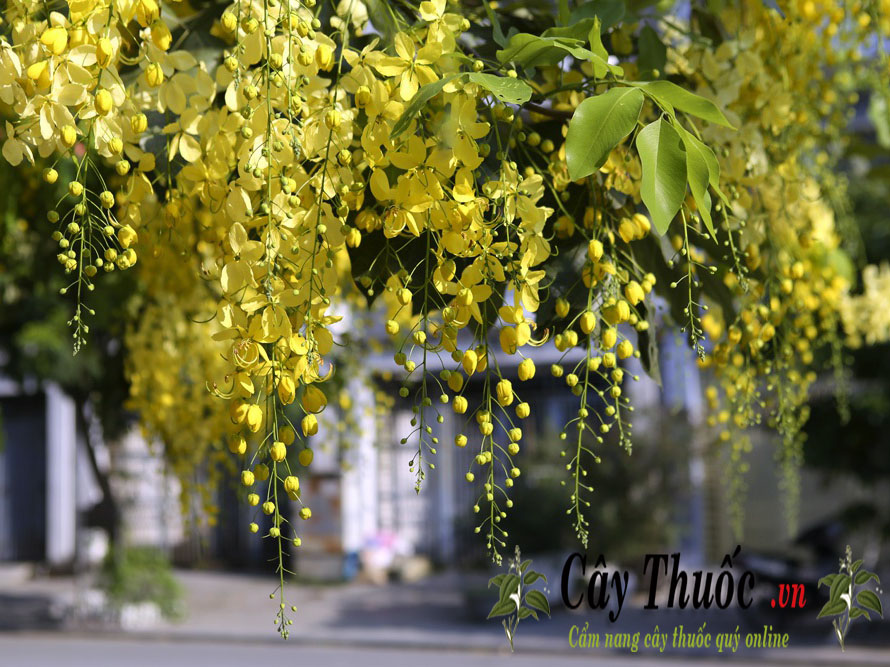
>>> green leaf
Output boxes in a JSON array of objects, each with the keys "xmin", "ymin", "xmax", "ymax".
[
  {"xmin": 391, "ymin": 75, "xmax": 458, "ymax": 138},
  {"xmin": 856, "ymin": 590, "xmax": 883, "ymax": 618},
  {"xmin": 854, "ymin": 570, "xmax": 880, "ymax": 586},
  {"xmin": 487, "ymin": 598, "xmax": 517, "ymax": 619},
  {"xmin": 544, "ymin": 19, "xmax": 597, "ymax": 43},
  {"xmin": 558, "ymin": 0, "xmax": 570, "ymax": 25},
  {"xmin": 678, "ymin": 127, "xmax": 716, "ymax": 239},
  {"xmin": 363, "ymin": 0, "xmax": 398, "ymax": 42},
  {"xmin": 482, "ymin": 1, "xmax": 507, "ymax": 48},
  {"xmin": 542, "ymin": 16, "xmax": 623, "ymax": 78},
  {"xmin": 488, "ymin": 573, "xmax": 507, "ymax": 588},
  {"xmin": 587, "ymin": 16, "xmax": 608, "ymax": 61},
  {"xmin": 867, "ymin": 92, "xmax": 890, "ymax": 148},
  {"xmin": 849, "ymin": 606, "xmax": 870, "ymax": 620},
  {"xmin": 818, "ymin": 599, "xmax": 848, "ymax": 618},
  {"xmin": 523, "ymin": 570, "xmax": 546, "ymax": 585},
  {"xmin": 632, "ymin": 80, "xmax": 734, "ymax": 128},
  {"xmin": 565, "ymin": 87, "xmax": 644, "ymax": 181},
  {"xmin": 818, "ymin": 573, "xmax": 839, "ymax": 589},
  {"xmin": 570, "ymin": 0, "xmax": 626, "ymax": 30},
  {"xmin": 519, "ymin": 559, "xmax": 532, "ymax": 573},
  {"xmin": 499, "ymin": 573, "xmax": 520, "ymax": 603},
  {"xmin": 517, "ymin": 606, "xmax": 535, "ymax": 620},
  {"xmin": 467, "ymin": 73, "xmax": 533, "ymax": 105},
  {"xmin": 637, "ymin": 26, "xmax": 666, "ymax": 77},
  {"xmin": 636, "ymin": 117, "xmax": 688, "ymax": 235},
  {"xmin": 497, "ymin": 34, "xmax": 595, "ymax": 68},
  {"xmin": 851, "ymin": 559, "xmax": 863, "ymax": 574},
  {"xmin": 829, "ymin": 574, "xmax": 851, "ymax": 603},
  {"xmin": 524, "ymin": 590, "xmax": 551, "ymax": 616}
]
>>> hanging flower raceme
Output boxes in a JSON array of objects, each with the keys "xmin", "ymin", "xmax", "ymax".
[{"xmin": 2, "ymin": 0, "xmax": 887, "ymax": 639}]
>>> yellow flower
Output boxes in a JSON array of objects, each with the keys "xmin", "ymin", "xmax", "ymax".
[
  {"xmin": 617, "ymin": 340, "xmax": 634, "ymax": 359},
  {"xmin": 496, "ymin": 379, "xmax": 514, "ymax": 406},
  {"xmin": 146, "ymin": 63, "xmax": 164, "ymax": 88},
  {"xmin": 39, "ymin": 27, "xmax": 68, "ymax": 56},
  {"xmin": 618, "ymin": 218, "xmax": 637, "ymax": 243},
  {"xmin": 284, "ymin": 476, "xmax": 300, "ymax": 494},
  {"xmin": 61, "ymin": 125, "xmax": 78, "ymax": 148},
  {"xmin": 270, "ymin": 441, "xmax": 287, "ymax": 462},
  {"xmin": 301, "ymin": 385, "xmax": 327, "ymax": 413},
  {"xmin": 461, "ymin": 349, "xmax": 478, "ymax": 375},
  {"xmin": 518, "ymin": 358, "xmax": 535, "ymax": 381},
  {"xmin": 372, "ymin": 32, "xmax": 442, "ymax": 100},
  {"xmin": 301, "ymin": 414, "xmax": 318, "ymax": 437},
  {"xmin": 624, "ymin": 281, "xmax": 645, "ymax": 306}
]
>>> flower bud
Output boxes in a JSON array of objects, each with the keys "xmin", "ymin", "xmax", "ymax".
[
  {"xmin": 447, "ymin": 371, "xmax": 464, "ymax": 392},
  {"xmin": 146, "ymin": 62, "xmax": 164, "ymax": 87},
  {"xmin": 284, "ymin": 476, "xmax": 300, "ymax": 494},
  {"xmin": 518, "ymin": 358, "xmax": 535, "ymax": 382},
  {"xmin": 324, "ymin": 109, "xmax": 341, "ymax": 129},
  {"xmin": 301, "ymin": 413, "xmax": 318, "ymax": 437},
  {"xmin": 618, "ymin": 218, "xmax": 636, "ymax": 244},
  {"xmin": 354, "ymin": 85, "xmax": 372, "ymax": 107},
  {"xmin": 246, "ymin": 404, "xmax": 263, "ymax": 432},
  {"xmin": 270, "ymin": 441, "xmax": 287, "ymax": 462},
  {"xmin": 136, "ymin": 0, "xmax": 160, "ymax": 27},
  {"xmin": 617, "ymin": 340, "xmax": 633, "ymax": 359},
  {"xmin": 61, "ymin": 125, "xmax": 78, "ymax": 148},
  {"xmin": 221, "ymin": 12, "xmax": 238, "ymax": 32},
  {"xmin": 496, "ymin": 379, "xmax": 514, "ymax": 406},
  {"xmin": 632, "ymin": 213, "xmax": 651, "ymax": 238},
  {"xmin": 130, "ymin": 113, "xmax": 148, "ymax": 134},
  {"xmin": 277, "ymin": 374, "xmax": 296, "ymax": 404},
  {"xmin": 315, "ymin": 43, "xmax": 334, "ymax": 70},
  {"xmin": 151, "ymin": 20, "xmax": 172, "ymax": 51},
  {"xmin": 96, "ymin": 38, "xmax": 114, "ymax": 67},
  {"xmin": 461, "ymin": 349, "xmax": 478, "ymax": 375},
  {"xmin": 499, "ymin": 326, "xmax": 518, "ymax": 355},
  {"xmin": 624, "ymin": 280, "xmax": 645, "ymax": 306}
]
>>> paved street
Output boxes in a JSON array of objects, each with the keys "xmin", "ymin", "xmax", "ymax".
[
  {"xmin": 1, "ymin": 568, "xmax": 888, "ymax": 666},
  {"xmin": 0, "ymin": 634, "xmax": 886, "ymax": 667}
]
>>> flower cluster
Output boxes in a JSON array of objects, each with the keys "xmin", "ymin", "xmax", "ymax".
[{"xmin": 2, "ymin": 0, "xmax": 887, "ymax": 637}]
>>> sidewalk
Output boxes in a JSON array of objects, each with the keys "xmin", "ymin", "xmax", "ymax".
[{"xmin": 1, "ymin": 566, "xmax": 888, "ymax": 664}]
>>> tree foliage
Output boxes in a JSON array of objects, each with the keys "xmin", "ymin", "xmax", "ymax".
[{"xmin": 1, "ymin": 0, "xmax": 889, "ymax": 638}]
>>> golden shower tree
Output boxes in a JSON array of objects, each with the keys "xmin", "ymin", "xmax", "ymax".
[{"xmin": 1, "ymin": 0, "xmax": 888, "ymax": 637}]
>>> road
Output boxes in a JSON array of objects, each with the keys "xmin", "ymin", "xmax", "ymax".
[{"xmin": 1, "ymin": 634, "xmax": 887, "ymax": 667}]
